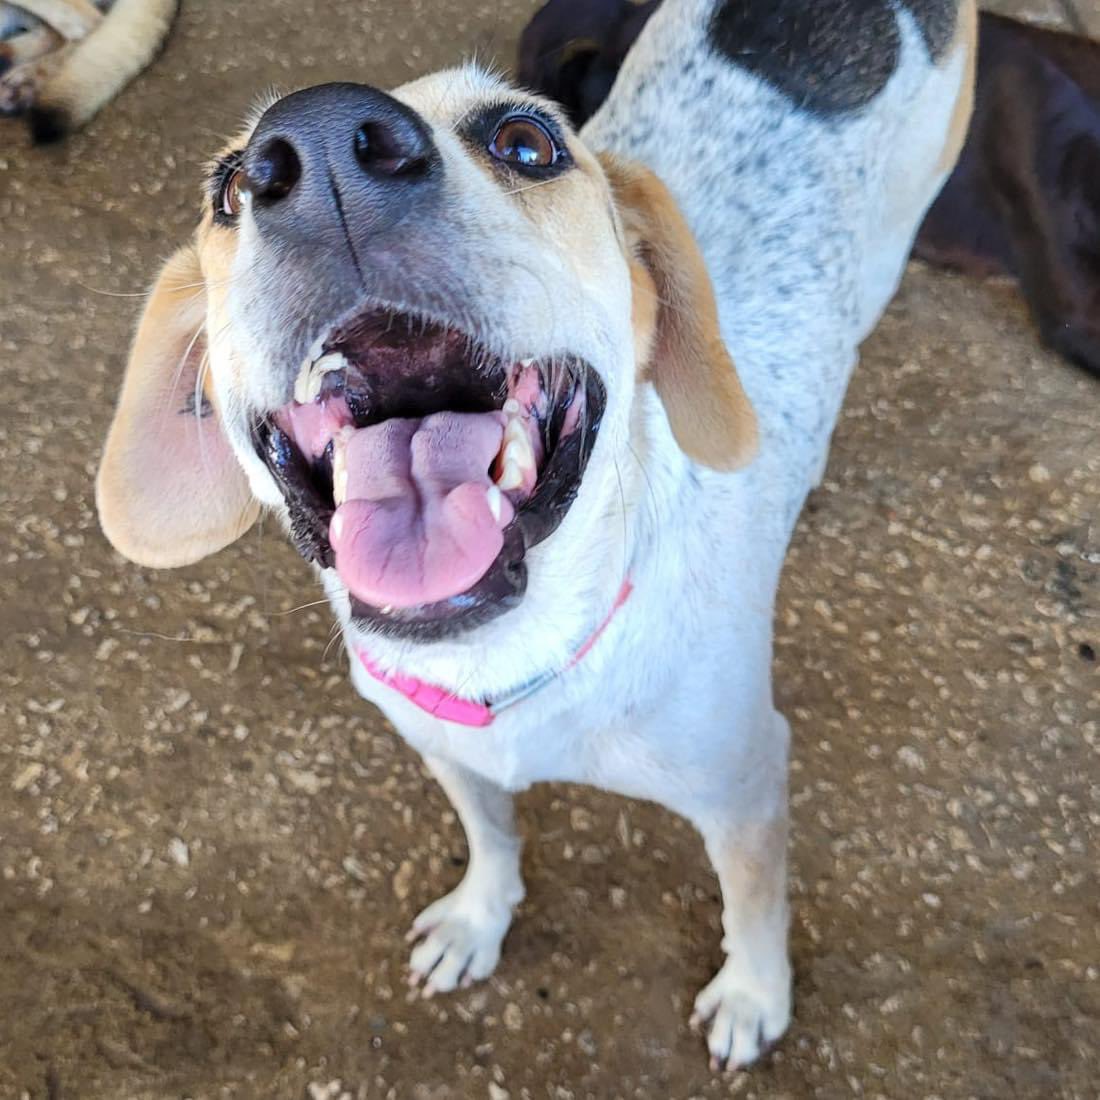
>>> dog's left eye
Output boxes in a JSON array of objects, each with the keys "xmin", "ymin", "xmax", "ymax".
[
  {"xmin": 488, "ymin": 117, "xmax": 559, "ymax": 169},
  {"xmin": 219, "ymin": 168, "xmax": 245, "ymax": 218}
]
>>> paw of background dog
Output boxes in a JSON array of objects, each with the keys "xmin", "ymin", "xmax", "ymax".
[
  {"xmin": 0, "ymin": 51, "xmax": 74, "ymax": 141},
  {"xmin": 0, "ymin": 14, "xmax": 68, "ymax": 133},
  {"xmin": 690, "ymin": 957, "xmax": 791, "ymax": 1072},
  {"xmin": 0, "ymin": 52, "xmax": 53, "ymax": 115}
]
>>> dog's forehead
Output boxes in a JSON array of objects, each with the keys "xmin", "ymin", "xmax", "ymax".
[{"xmin": 390, "ymin": 65, "xmax": 546, "ymax": 127}]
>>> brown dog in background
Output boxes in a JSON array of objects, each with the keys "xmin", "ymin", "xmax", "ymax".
[{"xmin": 519, "ymin": 1, "xmax": 1100, "ymax": 378}]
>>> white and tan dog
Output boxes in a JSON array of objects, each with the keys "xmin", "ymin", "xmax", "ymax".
[{"xmin": 96, "ymin": 0, "xmax": 975, "ymax": 1069}]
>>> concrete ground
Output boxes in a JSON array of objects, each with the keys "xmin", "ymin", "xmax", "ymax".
[{"xmin": 1, "ymin": 1, "xmax": 1098, "ymax": 1097}]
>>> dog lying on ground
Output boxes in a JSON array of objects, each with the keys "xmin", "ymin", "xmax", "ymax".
[
  {"xmin": 916, "ymin": 12, "xmax": 1100, "ymax": 377},
  {"xmin": 520, "ymin": 1, "xmax": 1100, "ymax": 379},
  {"xmin": 0, "ymin": 0, "xmax": 177, "ymax": 142},
  {"xmin": 96, "ymin": 0, "xmax": 975, "ymax": 1069}
]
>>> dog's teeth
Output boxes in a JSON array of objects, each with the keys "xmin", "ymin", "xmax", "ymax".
[
  {"xmin": 504, "ymin": 436, "xmax": 534, "ymax": 472},
  {"xmin": 293, "ymin": 351, "xmax": 347, "ymax": 405},
  {"xmin": 519, "ymin": 357, "xmax": 536, "ymax": 368},
  {"xmin": 333, "ymin": 466, "xmax": 348, "ymax": 505},
  {"xmin": 332, "ymin": 425, "xmax": 353, "ymax": 505},
  {"xmin": 495, "ymin": 459, "xmax": 524, "ymax": 492},
  {"xmin": 503, "ymin": 398, "xmax": 522, "ymax": 417},
  {"xmin": 486, "ymin": 483, "xmax": 504, "ymax": 523},
  {"xmin": 331, "ymin": 512, "xmax": 345, "ymax": 539}
]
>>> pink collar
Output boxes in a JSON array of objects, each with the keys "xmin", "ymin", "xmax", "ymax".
[{"xmin": 356, "ymin": 579, "xmax": 634, "ymax": 728}]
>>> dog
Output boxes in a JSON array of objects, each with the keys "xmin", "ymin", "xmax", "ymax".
[
  {"xmin": 0, "ymin": 0, "xmax": 177, "ymax": 142},
  {"xmin": 914, "ymin": 12, "xmax": 1100, "ymax": 377},
  {"xmin": 95, "ymin": 0, "xmax": 975, "ymax": 1069},
  {"xmin": 520, "ymin": 1, "xmax": 1100, "ymax": 379}
]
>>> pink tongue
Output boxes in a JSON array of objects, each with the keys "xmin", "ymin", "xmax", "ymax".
[{"xmin": 329, "ymin": 412, "xmax": 515, "ymax": 609}]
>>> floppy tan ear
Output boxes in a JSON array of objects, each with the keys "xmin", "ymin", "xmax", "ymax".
[
  {"xmin": 599, "ymin": 153, "xmax": 758, "ymax": 470},
  {"xmin": 96, "ymin": 244, "xmax": 259, "ymax": 568}
]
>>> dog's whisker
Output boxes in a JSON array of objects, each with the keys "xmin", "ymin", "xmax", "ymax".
[
  {"xmin": 275, "ymin": 597, "xmax": 336, "ymax": 616},
  {"xmin": 500, "ymin": 175, "xmax": 563, "ymax": 198}
]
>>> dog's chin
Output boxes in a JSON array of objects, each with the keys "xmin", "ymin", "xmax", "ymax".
[{"xmin": 251, "ymin": 304, "xmax": 607, "ymax": 642}]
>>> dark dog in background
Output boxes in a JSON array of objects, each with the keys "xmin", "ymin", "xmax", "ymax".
[{"xmin": 519, "ymin": 1, "xmax": 1100, "ymax": 378}]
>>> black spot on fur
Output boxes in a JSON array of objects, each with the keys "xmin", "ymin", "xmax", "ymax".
[
  {"xmin": 28, "ymin": 105, "xmax": 72, "ymax": 145},
  {"xmin": 708, "ymin": 0, "xmax": 957, "ymax": 115}
]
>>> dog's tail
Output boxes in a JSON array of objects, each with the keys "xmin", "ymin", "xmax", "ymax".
[{"xmin": 28, "ymin": 0, "xmax": 179, "ymax": 143}]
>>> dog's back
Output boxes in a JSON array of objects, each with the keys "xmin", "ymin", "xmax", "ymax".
[{"xmin": 584, "ymin": 0, "xmax": 974, "ymax": 504}]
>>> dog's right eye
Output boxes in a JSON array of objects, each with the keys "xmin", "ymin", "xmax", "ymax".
[
  {"xmin": 489, "ymin": 116, "xmax": 559, "ymax": 170},
  {"xmin": 219, "ymin": 169, "xmax": 245, "ymax": 218}
]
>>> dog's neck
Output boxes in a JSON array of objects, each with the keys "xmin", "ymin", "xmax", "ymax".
[{"xmin": 353, "ymin": 578, "xmax": 635, "ymax": 726}]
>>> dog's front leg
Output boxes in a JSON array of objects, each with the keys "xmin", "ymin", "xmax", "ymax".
[
  {"xmin": 406, "ymin": 755, "xmax": 525, "ymax": 997},
  {"xmin": 690, "ymin": 715, "xmax": 792, "ymax": 1071}
]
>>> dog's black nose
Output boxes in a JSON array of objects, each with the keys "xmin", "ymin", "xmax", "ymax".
[{"xmin": 243, "ymin": 82, "xmax": 439, "ymax": 233}]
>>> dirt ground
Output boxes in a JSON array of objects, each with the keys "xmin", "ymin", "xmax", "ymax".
[{"xmin": 1, "ymin": 1, "xmax": 1098, "ymax": 1097}]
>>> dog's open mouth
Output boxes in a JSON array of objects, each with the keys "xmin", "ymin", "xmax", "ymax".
[{"xmin": 252, "ymin": 308, "xmax": 606, "ymax": 640}]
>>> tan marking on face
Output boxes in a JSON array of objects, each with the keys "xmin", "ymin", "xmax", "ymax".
[{"xmin": 936, "ymin": 0, "xmax": 977, "ymax": 175}]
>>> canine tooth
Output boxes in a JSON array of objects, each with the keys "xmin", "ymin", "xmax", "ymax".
[
  {"xmin": 503, "ymin": 418, "xmax": 525, "ymax": 446},
  {"xmin": 519, "ymin": 358, "xmax": 535, "ymax": 368},
  {"xmin": 331, "ymin": 512, "xmax": 345, "ymax": 539},
  {"xmin": 333, "ymin": 466, "xmax": 349, "ymax": 505},
  {"xmin": 331, "ymin": 425, "xmax": 353, "ymax": 505},
  {"xmin": 503, "ymin": 398, "xmax": 521, "ymax": 417},
  {"xmin": 495, "ymin": 459, "xmax": 524, "ymax": 492},
  {"xmin": 486, "ymin": 484, "xmax": 504, "ymax": 523},
  {"xmin": 504, "ymin": 437, "xmax": 535, "ymax": 472}
]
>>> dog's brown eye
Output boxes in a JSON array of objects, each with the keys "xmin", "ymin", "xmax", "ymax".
[
  {"xmin": 221, "ymin": 169, "xmax": 244, "ymax": 217},
  {"xmin": 489, "ymin": 117, "xmax": 558, "ymax": 169}
]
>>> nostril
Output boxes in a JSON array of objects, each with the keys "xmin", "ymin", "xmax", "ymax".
[
  {"xmin": 250, "ymin": 138, "xmax": 302, "ymax": 202},
  {"xmin": 353, "ymin": 120, "xmax": 430, "ymax": 177}
]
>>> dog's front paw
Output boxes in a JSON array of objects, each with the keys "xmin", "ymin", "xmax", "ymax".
[
  {"xmin": 0, "ymin": 57, "xmax": 40, "ymax": 114},
  {"xmin": 405, "ymin": 885, "xmax": 518, "ymax": 998},
  {"xmin": 690, "ymin": 957, "xmax": 791, "ymax": 1071}
]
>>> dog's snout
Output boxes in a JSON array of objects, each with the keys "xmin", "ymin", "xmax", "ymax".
[{"xmin": 243, "ymin": 82, "xmax": 440, "ymax": 240}]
